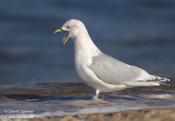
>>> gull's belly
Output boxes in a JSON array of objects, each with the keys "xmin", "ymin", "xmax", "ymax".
[
  {"xmin": 75, "ymin": 60, "xmax": 99, "ymax": 88},
  {"xmin": 75, "ymin": 56, "xmax": 105, "ymax": 90}
]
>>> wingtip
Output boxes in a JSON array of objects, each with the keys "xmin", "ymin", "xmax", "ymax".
[{"xmin": 159, "ymin": 77, "xmax": 175, "ymax": 87}]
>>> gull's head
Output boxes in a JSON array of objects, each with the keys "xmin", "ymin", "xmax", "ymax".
[{"xmin": 54, "ymin": 19, "xmax": 85, "ymax": 45}]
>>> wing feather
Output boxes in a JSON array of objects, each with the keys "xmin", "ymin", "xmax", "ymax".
[{"xmin": 89, "ymin": 53, "xmax": 146, "ymax": 85}]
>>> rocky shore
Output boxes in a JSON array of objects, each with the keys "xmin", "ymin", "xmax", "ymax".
[{"xmin": 0, "ymin": 82, "xmax": 175, "ymax": 120}]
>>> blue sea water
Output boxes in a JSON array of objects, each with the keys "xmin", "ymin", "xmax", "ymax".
[{"xmin": 0, "ymin": 0, "xmax": 175, "ymax": 85}]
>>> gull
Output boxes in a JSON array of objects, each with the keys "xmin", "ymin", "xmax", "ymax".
[{"xmin": 54, "ymin": 19, "xmax": 170, "ymax": 101}]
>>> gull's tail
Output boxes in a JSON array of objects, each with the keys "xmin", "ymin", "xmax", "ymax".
[{"xmin": 152, "ymin": 75, "xmax": 175, "ymax": 87}]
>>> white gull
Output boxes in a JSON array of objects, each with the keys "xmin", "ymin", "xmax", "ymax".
[{"xmin": 54, "ymin": 19, "xmax": 170, "ymax": 100}]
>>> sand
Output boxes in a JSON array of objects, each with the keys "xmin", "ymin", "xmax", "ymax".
[{"xmin": 0, "ymin": 109, "xmax": 174, "ymax": 121}]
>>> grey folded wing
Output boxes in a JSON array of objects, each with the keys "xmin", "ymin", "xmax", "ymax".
[{"xmin": 89, "ymin": 53, "xmax": 144, "ymax": 85}]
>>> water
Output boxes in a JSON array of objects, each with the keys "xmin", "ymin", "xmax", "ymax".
[{"xmin": 0, "ymin": 0, "xmax": 175, "ymax": 85}]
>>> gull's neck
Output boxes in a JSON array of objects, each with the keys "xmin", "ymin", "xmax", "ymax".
[{"xmin": 73, "ymin": 27, "xmax": 101, "ymax": 58}]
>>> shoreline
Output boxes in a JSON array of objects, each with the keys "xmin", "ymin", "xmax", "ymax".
[{"xmin": 0, "ymin": 82, "xmax": 175, "ymax": 120}]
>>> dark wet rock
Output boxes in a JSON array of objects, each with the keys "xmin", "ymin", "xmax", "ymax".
[
  {"xmin": 2, "ymin": 94, "xmax": 42, "ymax": 101},
  {"xmin": 0, "ymin": 82, "xmax": 174, "ymax": 101},
  {"xmin": 0, "ymin": 83, "xmax": 93, "ymax": 101}
]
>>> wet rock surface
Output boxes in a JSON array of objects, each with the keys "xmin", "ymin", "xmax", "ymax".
[{"xmin": 0, "ymin": 82, "xmax": 175, "ymax": 120}]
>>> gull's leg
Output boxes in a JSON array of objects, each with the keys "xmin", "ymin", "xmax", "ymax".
[
  {"xmin": 93, "ymin": 89, "xmax": 100, "ymax": 100},
  {"xmin": 93, "ymin": 90, "xmax": 112, "ymax": 104}
]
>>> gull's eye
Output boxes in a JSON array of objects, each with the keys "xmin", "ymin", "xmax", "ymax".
[{"xmin": 66, "ymin": 26, "xmax": 71, "ymax": 29}]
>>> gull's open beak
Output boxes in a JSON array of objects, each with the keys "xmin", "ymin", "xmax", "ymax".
[
  {"xmin": 54, "ymin": 28, "xmax": 63, "ymax": 33},
  {"xmin": 54, "ymin": 28, "xmax": 69, "ymax": 45}
]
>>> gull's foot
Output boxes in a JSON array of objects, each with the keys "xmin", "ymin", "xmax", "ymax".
[{"xmin": 93, "ymin": 97, "xmax": 112, "ymax": 105}]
